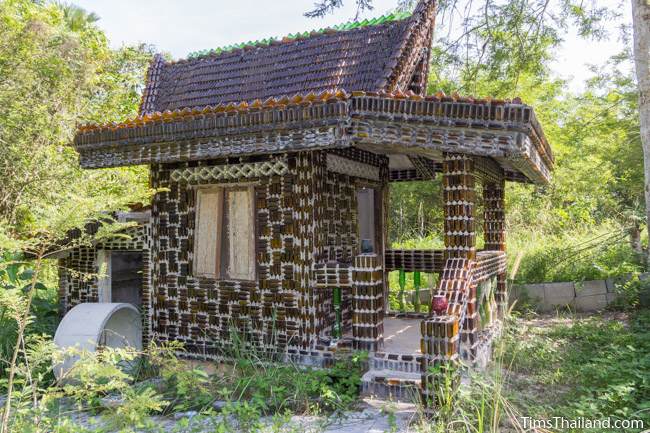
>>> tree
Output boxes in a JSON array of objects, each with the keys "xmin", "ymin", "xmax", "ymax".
[
  {"xmin": 56, "ymin": 2, "xmax": 100, "ymax": 31},
  {"xmin": 0, "ymin": 0, "xmax": 153, "ymax": 230},
  {"xmin": 0, "ymin": 1, "xmax": 155, "ymax": 428},
  {"xmin": 631, "ymin": 0, "xmax": 650, "ymax": 265}
]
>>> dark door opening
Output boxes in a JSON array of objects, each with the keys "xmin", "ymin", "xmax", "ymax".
[
  {"xmin": 357, "ymin": 188, "xmax": 377, "ymax": 253},
  {"xmin": 110, "ymin": 251, "xmax": 143, "ymax": 308}
]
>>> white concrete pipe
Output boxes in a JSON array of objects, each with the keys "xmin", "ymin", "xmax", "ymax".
[{"xmin": 53, "ymin": 303, "xmax": 142, "ymax": 380}]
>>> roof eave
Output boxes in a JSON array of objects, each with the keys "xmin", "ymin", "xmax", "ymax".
[{"xmin": 74, "ymin": 94, "xmax": 553, "ymax": 184}]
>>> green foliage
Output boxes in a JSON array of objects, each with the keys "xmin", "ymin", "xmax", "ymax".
[
  {"xmin": 0, "ymin": 6, "xmax": 155, "ymax": 426},
  {"xmin": 614, "ymin": 274, "xmax": 650, "ymax": 308},
  {"xmin": 0, "ymin": 0, "xmax": 152, "ymax": 232},
  {"xmin": 414, "ymin": 312, "xmax": 650, "ymax": 433},
  {"xmin": 0, "ymin": 254, "xmax": 58, "ymax": 382},
  {"xmin": 503, "ymin": 310, "xmax": 650, "ymax": 431},
  {"xmin": 60, "ymin": 347, "xmax": 137, "ymax": 409},
  {"xmin": 226, "ymin": 351, "xmax": 367, "ymax": 416},
  {"xmin": 12, "ymin": 347, "xmax": 169, "ymax": 432},
  {"xmin": 510, "ymin": 225, "xmax": 645, "ymax": 283},
  {"xmin": 106, "ymin": 387, "xmax": 167, "ymax": 430},
  {"xmin": 388, "ymin": 180, "xmax": 444, "ymax": 242}
]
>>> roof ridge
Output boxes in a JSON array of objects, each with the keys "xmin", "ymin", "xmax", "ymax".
[{"xmin": 184, "ymin": 10, "xmax": 412, "ymax": 61}]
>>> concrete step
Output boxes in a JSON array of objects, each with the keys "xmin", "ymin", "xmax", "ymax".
[
  {"xmin": 361, "ymin": 369, "xmax": 422, "ymax": 403},
  {"xmin": 371, "ymin": 353, "xmax": 423, "ymax": 374}
]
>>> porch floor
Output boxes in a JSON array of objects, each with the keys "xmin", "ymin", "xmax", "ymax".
[{"xmin": 382, "ymin": 317, "xmax": 421, "ymax": 355}]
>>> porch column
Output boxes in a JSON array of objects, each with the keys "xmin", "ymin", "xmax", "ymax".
[
  {"xmin": 352, "ymin": 254, "xmax": 384, "ymax": 351},
  {"xmin": 483, "ymin": 179, "xmax": 506, "ymax": 251},
  {"xmin": 483, "ymin": 178, "xmax": 507, "ymax": 317},
  {"xmin": 420, "ymin": 153, "xmax": 477, "ymax": 414},
  {"xmin": 445, "ymin": 153, "xmax": 480, "ymax": 361},
  {"xmin": 443, "ymin": 154, "xmax": 477, "ymax": 260}
]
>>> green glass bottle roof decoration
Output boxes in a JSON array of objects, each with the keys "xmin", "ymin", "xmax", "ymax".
[{"xmin": 187, "ymin": 11, "xmax": 412, "ymax": 60}]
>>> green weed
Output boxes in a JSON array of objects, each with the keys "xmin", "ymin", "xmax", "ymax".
[{"xmin": 503, "ymin": 310, "xmax": 650, "ymax": 432}]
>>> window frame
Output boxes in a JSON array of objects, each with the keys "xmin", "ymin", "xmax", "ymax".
[{"xmin": 192, "ymin": 183, "xmax": 257, "ymax": 281}]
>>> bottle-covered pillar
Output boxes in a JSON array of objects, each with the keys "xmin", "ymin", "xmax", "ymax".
[
  {"xmin": 445, "ymin": 153, "xmax": 479, "ymax": 360},
  {"xmin": 420, "ymin": 153, "xmax": 477, "ymax": 415},
  {"xmin": 483, "ymin": 179, "xmax": 506, "ymax": 251},
  {"xmin": 483, "ymin": 178, "xmax": 507, "ymax": 317},
  {"xmin": 443, "ymin": 154, "xmax": 476, "ymax": 260},
  {"xmin": 351, "ymin": 254, "xmax": 384, "ymax": 351}
]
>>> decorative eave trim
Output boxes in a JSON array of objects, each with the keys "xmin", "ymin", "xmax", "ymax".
[
  {"xmin": 78, "ymin": 125, "xmax": 351, "ymax": 169},
  {"xmin": 350, "ymin": 119, "xmax": 550, "ymax": 184},
  {"xmin": 169, "ymin": 159, "xmax": 289, "ymax": 183},
  {"xmin": 349, "ymin": 95, "xmax": 553, "ymax": 169},
  {"xmin": 326, "ymin": 154, "xmax": 380, "ymax": 181}
]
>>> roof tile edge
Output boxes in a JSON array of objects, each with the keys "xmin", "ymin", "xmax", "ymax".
[{"xmin": 183, "ymin": 11, "xmax": 412, "ymax": 62}]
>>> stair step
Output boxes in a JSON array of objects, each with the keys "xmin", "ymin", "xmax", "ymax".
[
  {"xmin": 361, "ymin": 369, "xmax": 422, "ymax": 403},
  {"xmin": 371, "ymin": 355, "xmax": 423, "ymax": 373}
]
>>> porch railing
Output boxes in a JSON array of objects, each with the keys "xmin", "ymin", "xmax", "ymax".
[
  {"xmin": 384, "ymin": 249, "xmax": 506, "ymax": 313},
  {"xmin": 384, "ymin": 249, "xmax": 443, "ymax": 313}
]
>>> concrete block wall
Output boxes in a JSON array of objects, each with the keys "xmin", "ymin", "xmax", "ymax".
[{"xmin": 511, "ymin": 272, "xmax": 650, "ymax": 312}]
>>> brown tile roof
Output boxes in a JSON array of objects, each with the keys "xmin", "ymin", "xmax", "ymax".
[
  {"xmin": 139, "ymin": 0, "xmax": 437, "ymax": 114},
  {"xmin": 72, "ymin": 0, "xmax": 554, "ymax": 184}
]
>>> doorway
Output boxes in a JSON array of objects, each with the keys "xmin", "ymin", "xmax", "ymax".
[
  {"xmin": 357, "ymin": 187, "xmax": 377, "ymax": 254},
  {"xmin": 96, "ymin": 250, "xmax": 143, "ymax": 308}
]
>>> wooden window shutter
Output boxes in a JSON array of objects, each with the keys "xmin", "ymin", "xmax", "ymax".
[
  {"xmin": 194, "ymin": 188, "xmax": 223, "ymax": 276},
  {"xmin": 225, "ymin": 186, "xmax": 255, "ymax": 280}
]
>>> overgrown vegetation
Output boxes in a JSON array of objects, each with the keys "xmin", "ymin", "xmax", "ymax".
[
  {"xmin": 390, "ymin": 310, "xmax": 650, "ymax": 433},
  {"xmin": 503, "ymin": 310, "xmax": 650, "ymax": 432},
  {"xmin": 0, "ymin": 1, "xmax": 154, "ymax": 427},
  {"xmin": 0, "ymin": 255, "xmax": 58, "ymax": 381},
  {"xmin": 1, "ymin": 336, "xmax": 367, "ymax": 432},
  {"xmin": 0, "ymin": 0, "xmax": 649, "ymax": 431}
]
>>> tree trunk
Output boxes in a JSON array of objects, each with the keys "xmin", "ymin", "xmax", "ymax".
[
  {"xmin": 632, "ymin": 0, "xmax": 650, "ymax": 268},
  {"xmin": 630, "ymin": 224, "xmax": 642, "ymax": 254}
]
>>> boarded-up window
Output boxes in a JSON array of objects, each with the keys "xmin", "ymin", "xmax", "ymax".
[
  {"xmin": 194, "ymin": 185, "xmax": 256, "ymax": 280},
  {"xmin": 224, "ymin": 188, "xmax": 255, "ymax": 279},
  {"xmin": 194, "ymin": 189, "xmax": 223, "ymax": 277}
]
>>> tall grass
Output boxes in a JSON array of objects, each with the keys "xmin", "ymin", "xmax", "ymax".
[
  {"xmin": 388, "ymin": 223, "xmax": 644, "ymax": 285},
  {"xmin": 509, "ymin": 224, "xmax": 644, "ymax": 283},
  {"xmin": 413, "ymin": 313, "xmax": 531, "ymax": 433}
]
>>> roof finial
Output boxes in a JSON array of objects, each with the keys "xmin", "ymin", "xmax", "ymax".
[{"xmin": 412, "ymin": 0, "xmax": 436, "ymax": 19}]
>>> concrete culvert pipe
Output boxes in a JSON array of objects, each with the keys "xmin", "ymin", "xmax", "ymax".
[{"xmin": 53, "ymin": 303, "xmax": 142, "ymax": 380}]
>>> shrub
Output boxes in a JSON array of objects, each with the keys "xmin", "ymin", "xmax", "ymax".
[
  {"xmin": 503, "ymin": 310, "xmax": 650, "ymax": 431},
  {"xmin": 227, "ymin": 351, "xmax": 367, "ymax": 415},
  {"xmin": 0, "ymin": 255, "xmax": 59, "ymax": 382},
  {"xmin": 509, "ymin": 225, "xmax": 644, "ymax": 284},
  {"xmin": 613, "ymin": 273, "xmax": 650, "ymax": 309}
]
